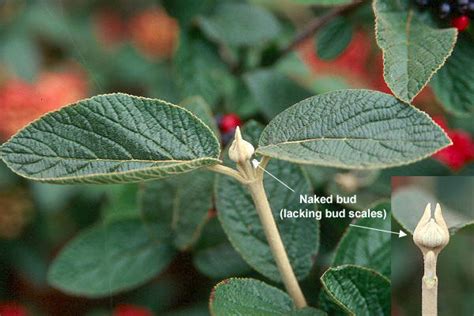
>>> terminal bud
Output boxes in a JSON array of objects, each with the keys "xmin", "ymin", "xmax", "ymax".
[
  {"xmin": 229, "ymin": 127, "xmax": 255, "ymax": 164},
  {"xmin": 413, "ymin": 203, "xmax": 450, "ymax": 254}
]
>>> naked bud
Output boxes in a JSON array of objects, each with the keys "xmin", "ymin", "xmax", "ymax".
[
  {"xmin": 413, "ymin": 203, "xmax": 450, "ymax": 254},
  {"xmin": 229, "ymin": 127, "xmax": 255, "ymax": 164}
]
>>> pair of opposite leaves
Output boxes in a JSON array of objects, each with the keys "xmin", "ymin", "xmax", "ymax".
[{"xmin": 0, "ymin": 89, "xmax": 450, "ymax": 183}]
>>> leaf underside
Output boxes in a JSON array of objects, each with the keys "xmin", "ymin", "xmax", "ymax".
[
  {"xmin": 210, "ymin": 278, "xmax": 327, "ymax": 315},
  {"xmin": 0, "ymin": 93, "xmax": 220, "ymax": 184},
  {"xmin": 257, "ymin": 89, "xmax": 450, "ymax": 169},
  {"xmin": 321, "ymin": 265, "xmax": 390, "ymax": 316},
  {"xmin": 374, "ymin": 0, "xmax": 457, "ymax": 102}
]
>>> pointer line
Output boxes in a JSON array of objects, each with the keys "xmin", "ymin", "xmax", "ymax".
[
  {"xmin": 349, "ymin": 224, "xmax": 407, "ymax": 238},
  {"xmin": 252, "ymin": 159, "xmax": 295, "ymax": 192}
]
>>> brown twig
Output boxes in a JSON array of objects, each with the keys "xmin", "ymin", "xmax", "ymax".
[{"xmin": 276, "ymin": 1, "xmax": 365, "ymax": 60}]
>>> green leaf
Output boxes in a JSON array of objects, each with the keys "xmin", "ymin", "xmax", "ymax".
[
  {"xmin": 180, "ymin": 96, "xmax": 220, "ymax": 139},
  {"xmin": 374, "ymin": 0, "xmax": 457, "ymax": 102},
  {"xmin": 321, "ymin": 265, "xmax": 390, "ymax": 316},
  {"xmin": 210, "ymin": 278, "xmax": 327, "ymax": 315},
  {"xmin": 193, "ymin": 243, "xmax": 251, "ymax": 279},
  {"xmin": 333, "ymin": 202, "xmax": 391, "ymax": 277},
  {"xmin": 316, "ymin": 17, "xmax": 353, "ymax": 60},
  {"xmin": 216, "ymin": 122, "xmax": 319, "ymax": 282},
  {"xmin": 174, "ymin": 32, "xmax": 231, "ymax": 106},
  {"xmin": 0, "ymin": 93, "xmax": 220, "ymax": 184},
  {"xmin": 257, "ymin": 90, "xmax": 451, "ymax": 169},
  {"xmin": 244, "ymin": 69, "xmax": 312, "ymax": 119},
  {"xmin": 392, "ymin": 187, "xmax": 474, "ymax": 234},
  {"xmin": 101, "ymin": 184, "xmax": 139, "ymax": 223},
  {"xmin": 198, "ymin": 3, "xmax": 281, "ymax": 46},
  {"xmin": 140, "ymin": 171, "xmax": 214, "ymax": 250},
  {"xmin": 47, "ymin": 219, "xmax": 175, "ymax": 297},
  {"xmin": 431, "ymin": 34, "xmax": 474, "ymax": 116},
  {"xmin": 318, "ymin": 290, "xmax": 348, "ymax": 316}
]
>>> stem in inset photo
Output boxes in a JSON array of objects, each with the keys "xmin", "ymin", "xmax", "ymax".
[{"xmin": 413, "ymin": 203, "xmax": 450, "ymax": 316}]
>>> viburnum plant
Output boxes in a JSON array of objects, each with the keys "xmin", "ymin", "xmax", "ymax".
[
  {"xmin": 1, "ymin": 0, "xmax": 473, "ymax": 314},
  {"xmin": 0, "ymin": 89, "xmax": 449, "ymax": 314}
]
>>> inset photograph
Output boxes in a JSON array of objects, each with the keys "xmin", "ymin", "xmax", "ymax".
[{"xmin": 392, "ymin": 176, "xmax": 474, "ymax": 315}]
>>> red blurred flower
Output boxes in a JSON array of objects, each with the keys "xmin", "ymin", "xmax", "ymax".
[
  {"xmin": 113, "ymin": 304, "xmax": 153, "ymax": 316},
  {"xmin": 0, "ymin": 302, "xmax": 28, "ymax": 316},
  {"xmin": 35, "ymin": 70, "xmax": 88, "ymax": 109},
  {"xmin": 433, "ymin": 116, "xmax": 474, "ymax": 170},
  {"xmin": 129, "ymin": 8, "xmax": 179, "ymax": 60},
  {"xmin": 0, "ymin": 69, "xmax": 88, "ymax": 140},
  {"xmin": 93, "ymin": 9, "xmax": 127, "ymax": 49}
]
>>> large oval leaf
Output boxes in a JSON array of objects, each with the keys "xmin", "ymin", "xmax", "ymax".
[
  {"xmin": 216, "ymin": 122, "xmax": 319, "ymax": 282},
  {"xmin": 210, "ymin": 278, "xmax": 327, "ymax": 316},
  {"xmin": 0, "ymin": 93, "xmax": 221, "ymax": 184},
  {"xmin": 374, "ymin": 0, "xmax": 457, "ymax": 102},
  {"xmin": 321, "ymin": 265, "xmax": 390, "ymax": 316},
  {"xmin": 257, "ymin": 90, "xmax": 451, "ymax": 169},
  {"xmin": 47, "ymin": 219, "xmax": 175, "ymax": 297}
]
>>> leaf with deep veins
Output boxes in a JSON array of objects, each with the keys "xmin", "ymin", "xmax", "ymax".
[
  {"xmin": 257, "ymin": 90, "xmax": 451, "ymax": 169},
  {"xmin": 321, "ymin": 265, "xmax": 390, "ymax": 315},
  {"xmin": 374, "ymin": 0, "xmax": 457, "ymax": 102},
  {"xmin": 0, "ymin": 93, "xmax": 221, "ymax": 184}
]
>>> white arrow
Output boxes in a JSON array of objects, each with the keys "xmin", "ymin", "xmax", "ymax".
[
  {"xmin": 252, "ymin": 159, "xmax": 295, "ymax": 193},
  {"xmin": 349, "ymin": 224, "xmax": 407, "ymax": 238}
]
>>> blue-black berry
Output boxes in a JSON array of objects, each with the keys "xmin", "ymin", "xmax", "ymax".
[{"xmin": 438, "ymin": 2, "xmax": 452, "ymax": 19}]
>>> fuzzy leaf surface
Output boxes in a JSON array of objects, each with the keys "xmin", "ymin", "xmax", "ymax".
[
  {"xmin": 0, "ymin": 93, "xmax": 220, "ymax": 184},
  {"xmin": 374, "ymin": 0, "xmax": 457, "ymax": 102},
  {"xmin": 321, "ymin": 265, "xmax": 390, "ymax": 316},
  {"xmin": 216, "ymin": 122, "xmax": 319, "ymax": 282},
  {"xmin": 257, "ymin": 90, "xmax": 450, "ymax": 169},
  {"xmin": 198, "ymin": 3, "xmax": 281, "ymax": 46},
  {"xmin": 431, "ymin": 34, "xmax": 474, "ymax": 116},
  {"xmin": 180, "ymin": 96, "xmax": 220, "ymax": 139},
  {"xmin": 210, "ymin": 278, "xmax": 327, "ymax": 315},
  {"xmin": 47, "ymin": 219, "xmax": 175, "ymax": 297},
  {"xmin": 333, "ymin": 202, "xmax": 391, "ymax": 277}
]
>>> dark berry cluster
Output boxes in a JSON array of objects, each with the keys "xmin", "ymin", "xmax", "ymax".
[{"xmin": 415, "ymin": 0, "xmax": 472, "ymax": 31}]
